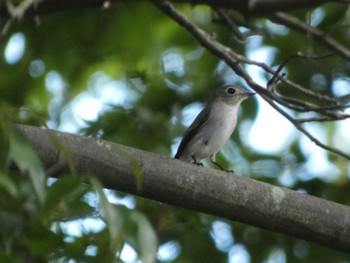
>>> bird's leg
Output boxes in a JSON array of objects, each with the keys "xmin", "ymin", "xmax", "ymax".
[
  {"xmin": 210, "ymin": 154, "xmax": 234, "ymax": 173},
  {"xmin": 211, "ymin": 161, "xmax": 235, "ymax": 173},
  {"xmin": 191, "ymin": 155, "xmax": 203, "ymax": 166}
]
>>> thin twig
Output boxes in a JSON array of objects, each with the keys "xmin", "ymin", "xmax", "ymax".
[
  {"xmin": 270, "ymin": 12, "xmax": 350, "ymax": 61},
  {"xmin": 1, "ymin": 0, "xmax": 42, "ymax": 37},
  {"xmin": 268, "ymin": 53, "xmax": 335, "ymax": 90},
  {"xmin": 214, "ymin": 8, "xmax": 270, "ymax": 39},
  {"xmin": 214, "ymin": 8, "xmax": 246, "ymax": 41},
  {"xmin": 296, "ymin": 114, "xmax": 350, "ymax": 123},
  {"xmin": 236, "ymin": 70, "xmax": 350, "ymax": 160}
]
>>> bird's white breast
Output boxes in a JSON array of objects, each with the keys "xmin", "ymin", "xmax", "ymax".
[
  {"xmin": 188, "ymin": 101, "xmax": 239, "ymax": 160},
  {"xmin": 205, "ymin": 101, "xmax": 238, "ymax": 149}
]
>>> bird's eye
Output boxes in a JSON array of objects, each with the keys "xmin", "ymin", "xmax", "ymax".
[{"xmin": 227, "ymin": 87, "xmax": 236, "ymax": 94}]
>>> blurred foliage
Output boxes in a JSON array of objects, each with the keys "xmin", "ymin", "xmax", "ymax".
[{"xmin": 1, "ymin": 0, "xmax": 350, "ymax": 262}]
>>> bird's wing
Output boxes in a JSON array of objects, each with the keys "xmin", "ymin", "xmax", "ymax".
[{"xmin": 175, "ymin": 106, "xmax": 210, "ymax": 159}]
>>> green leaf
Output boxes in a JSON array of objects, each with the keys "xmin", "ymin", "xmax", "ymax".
[
  {"xmin": 46, "ymin": 176, "xmax": 93, "ymax": 220},
  {"xmin": 8, "ymin": 125, "xmax": 46, "ymax": 205},
  {"xmin": 129, "ymin": 157, "xmax": 143, "ymax": 192},
  {"xmin": 131, "ymin": 211, "xmax": 158, "ymax": 263},
  {"xmin": 0, "ymin": 171, "xmax": 17, "ymax": 196},
  {"xmin": 90, "ymin": 177, "xmax": 124, "ymax": 252}
]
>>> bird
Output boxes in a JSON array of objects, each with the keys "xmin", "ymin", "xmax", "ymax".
[{"xmin": 174, "ymin": 84, "xmax": 254, "ymax": 171}]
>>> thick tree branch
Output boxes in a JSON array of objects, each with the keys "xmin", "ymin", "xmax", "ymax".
[
  {"xmin": 0, "ymin": 0, "xmax": 349, "ymax": 21},
  {"xmin": 172, "ymin": 0, "xmax": 350, "ymax": 15},
  {"xmin": 17, "ymin": 124, "xmax": 350, "ymax": 253}
]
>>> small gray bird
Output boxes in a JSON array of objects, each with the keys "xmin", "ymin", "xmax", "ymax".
[{"xmin": 174, "ymin": 84, "xmax": 254, "ymax": 171}]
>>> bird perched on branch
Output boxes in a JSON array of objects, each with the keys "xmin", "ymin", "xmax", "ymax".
[{"xmin": 175, "ymin": 85, "xmax": 254, "ymax": 172}]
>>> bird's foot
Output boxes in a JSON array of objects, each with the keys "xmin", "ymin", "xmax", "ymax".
[
  {"xmin": 211, "ymin": 161, "xmax": 235, "ymax": 173},
  {"xmin": 191, "ymin": 155, "xmax": 203, "ymax": 166}
]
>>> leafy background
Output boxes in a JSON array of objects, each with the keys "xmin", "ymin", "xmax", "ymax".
[{"xmin": 1, "ymin": 1, "xmax": 350, "ymax": 262}]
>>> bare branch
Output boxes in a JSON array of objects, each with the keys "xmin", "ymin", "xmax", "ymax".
[
  {"xmin": 270, "ymin": 12, "xmax": 350, "ymax": 61},
  {"xmin": 214, "ymin": 9, "xmax": 246, "ymax": 41},
  {"xmin": 296, "ymin": 114, "xmax": 350, "ymax": 123},
  {"xmin": 261, "ymin": 98, "xmax": 350, "ymax": 160},
  {"xmin": 162, "ymin": 0, "xmax": 350, "ymax": 15},
  {"xmin": 1, "ymin": 0, "xmax": 43, "ymax": 36},
  {"xmin": 1, "ymin": 0, "xmax": 350, "ymax": 25},
  {"xmin": 18, "ymin": 124, "xmax": 350, "ymax": 253}
]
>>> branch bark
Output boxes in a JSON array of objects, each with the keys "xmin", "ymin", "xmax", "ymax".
[
  {"xmin": 169, "ymin": 0, "xmax": 349, "ymax": 15},
  {"xmin": 18, "ymin": 124, "xmax": 350, "ymax": 253},
  {"xmin": 0, "ymin": 0, "xmax": 349, "ymax": 20}
]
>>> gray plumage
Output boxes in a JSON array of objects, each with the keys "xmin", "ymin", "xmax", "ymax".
[{"xmin": 175, "ymin": 85, "xmax": 254, "ymax": 170}]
